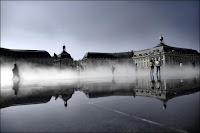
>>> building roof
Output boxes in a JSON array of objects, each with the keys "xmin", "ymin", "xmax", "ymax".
[
  {"xmin": 83, "ymin": 51, "xmax": 133, "ymax": 59},
  {"xmin": 0, "ymin": 47, "xmax": 52, "ymax": 58}
]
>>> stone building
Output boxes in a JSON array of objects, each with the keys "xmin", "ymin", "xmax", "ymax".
[
  {"xmin": 81, "ymin": 36, "xmax": 199, "ymax": 69},
  {"xmin": 133, "ymin": 36, "xmax": 200, "ymax": 68},
  {"xmin": 53, "ymin": 45, "xmax": 74, "ymax": 69},
  {"xmin": 0, "ymin": 47, "xmax": 53, "ymax": 66},
  {"xmin": 81, "ymin": 51, "xmax": 134, "ymax": 69}
]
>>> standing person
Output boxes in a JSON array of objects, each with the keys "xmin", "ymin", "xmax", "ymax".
[
  {"xmin": 77, "ymin": 65, "xmax": 80, "ymax": 76},
  {"xmin": 155, "ymin": 59, "xmax": 161, "ymax": 74},
  {"xmin": 135, "ymin": 63, "xmax": 138, "ymax": 73},
  {"xmin": 12, "ymin": 63, "xmax": 20, "ymax": 80},
  {"xmin": 149, "ymin": 59, "xmax": 154, "ymax": 75},
  {"xmin": 180, "ymin": 62, "xmax": 183, "ymax": 69},
  {"xmin": 112, "ymin": 66, "xmax": 115, "ymax": 76},
  {"xmin": 192, "ymin": 61, "xmax": 195, "ymax": 68}
]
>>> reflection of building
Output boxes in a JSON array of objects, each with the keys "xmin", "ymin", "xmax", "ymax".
[
  {"xmin": 53, "ymin": 45, "xmax": 74, "ymax": 68},
  {"xmin": 0, "ymin": 83, "xmax": 75, "ymax": 109},
  {"xmin": 81, "ymin": 76, "xmax": 199, "ymax": 109},
  {"xmin": 1, "ymin": 76, "xmax": 199, "ymax": 109},
  {"xmin": 133, "ymin": 36, "xmax": 200, "ymax": 68},
  {"xmin": 134, "ymin": 75, "xmax": 200, "ymax": 108},
  {"xmin": 0, "ymin": 47, "xmax": 53, "ymax": 66},
  {"xmin": 82, "ymin": 82, "xmax": 135, "ymax": 98},
  {"xmin": 81, "ymin": 52, "xmax": 134, "ymax": 69}
]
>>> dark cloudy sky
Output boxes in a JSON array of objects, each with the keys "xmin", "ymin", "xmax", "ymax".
[{"xmin": 1, "ymin": 1, "xmax": 199, "ymax": 60}]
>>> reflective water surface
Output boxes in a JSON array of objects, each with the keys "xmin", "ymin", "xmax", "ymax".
[{"xmin": 1, "ymin": 74, "xmax": 199, "ymax": 132}]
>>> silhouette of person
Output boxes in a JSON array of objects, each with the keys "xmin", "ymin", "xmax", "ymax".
[
  {"xmin": 77, "ymin": 65, "xmax": 80, "ymax": 76},
  {"xmin": 135, "ymin": 63, "xmax": 138, "ymax": 73},
  {"xmin": 180, "ymin": 62, "xmax": 183, "ymax": 69},
  {"xmin": 12, "ymin": 80, "xmax": 20, "ymax": 95},
  {"xmin": 192, "ymin": 61, "xmax": 195, "ymax": 68},
  {"xmin": 12, "ymin": 63, "xmax": 20, "ymax": 80},
  {"xmin": 112, "ymin": 66, "xmax": 115, "ymax": 76},
  {"xmin": 155, "ymin": 59, "xmax": 161, "ymax": 74},
  {"xmin": 149, "ymin": 59, "xmax": 154, "ymax": 75}
]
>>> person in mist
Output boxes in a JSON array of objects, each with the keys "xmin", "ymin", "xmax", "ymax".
[
  {"xmin": 192, "ymin": 61, "xmax": 196, "ymax": 68},
  {"xmin": 77, "ymin": 65, "xmax": 80, "ymax": 76},
  {"xmin": 149, "ymin": 59, "xmax": 154, "ymax": 75},
  {"xmin": 135, "ymin": 63, "xmax": 138, "ymax": 73},
  {"xmin": 12, "ymin": 63, "xmax": 20, "ymax": 80},
  {"xmin": 180, "ymin": 62, "xmax": 183, "ymax": 69},
  {"xmin": 112, "ymin": 66, "xmax": 115, "ymax": 76},
  {"xmin": 155, "ymin": 59, "xmax": 161, "ymax": 74}
]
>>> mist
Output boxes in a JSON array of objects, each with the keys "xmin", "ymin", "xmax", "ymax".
[{"xmin": 1, "ymin": 62, "xmax": 199, "ymax": 88}]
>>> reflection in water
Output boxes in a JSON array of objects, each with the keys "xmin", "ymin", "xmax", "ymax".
[
  {"xmin": 12, "ymin": 80, "xmax": 20, "ymax": 95},
  {"xmin": 0, "ymin": 75, "xmax": 199, "ymax": 109}
]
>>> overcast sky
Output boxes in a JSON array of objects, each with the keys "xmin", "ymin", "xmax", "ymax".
[{"xmin": 1, "ymin": 1, "xmax": 199, "ymax": 60}]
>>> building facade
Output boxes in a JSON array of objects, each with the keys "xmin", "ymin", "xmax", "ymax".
[
  {"xmin": 0, "ymin": 47, "xmax": 53, "ymax": 66},
  {"xmin": 81, "ymin": 36, "xmax": 200, "ymax": 69},
  {"xmin": 133, "ymin": 36, "xmax": 200, "ymax": 68},
  {"xmin": 81, "ymin": 51, "xmax": 134, "ymax": 69}
]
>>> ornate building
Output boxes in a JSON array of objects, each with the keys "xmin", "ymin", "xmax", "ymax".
[
  {"xmin": 0, "ymin": 47, "xmax": 53, "ymax": 66},
  {"xmin": 53, "ymin": 45, "xmax": 74, "ymax": 68},
  {"xmin": 81, "ymin": 36, "xmax": 200, "ymax": 69},
  {"xmin": 133, "ymin": 36, "xmax": 200, "ymax": 68}
]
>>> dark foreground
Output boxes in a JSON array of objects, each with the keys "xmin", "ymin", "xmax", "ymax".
[{"xmin": 1, "ymin": 74, "xmax": 199, "ymax": 132}]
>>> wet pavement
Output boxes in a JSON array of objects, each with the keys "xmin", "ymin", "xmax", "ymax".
[{"xmin": 0, "ymin": 74, "xmax": 199, "ymax": 132}]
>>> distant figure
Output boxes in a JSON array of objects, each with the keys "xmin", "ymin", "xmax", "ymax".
[
  {"xmin": 77, "ymin": 65, "xmax": 80, "ymax": 76},
  {"xmin": 12, "ymin": 63, "xmax": 20, "ymax": 80},
  {"xmin": 192, "ymin": 61, "xmax": 195, "ymax": 68},
  {"xmin": 180, "ymin": 62, "xmax": 183, "ymax": 68},
  {"xmin": 149, "ymin": 59, "xmax": 154, "ymax": 75},
  {"xmin": 135, "ymin": 63, "xmax": 138, "ymax": 73},
  {"xmin": 80, "ymin": 65, "xmax": 84, "ymax": 71},
  {"xmin": 112, "ymin": 66, "xmax": 115, "ymax": 76},
  {"xmin": 155, "ymin": 59, "xmax": 161, "ymax": 74}
]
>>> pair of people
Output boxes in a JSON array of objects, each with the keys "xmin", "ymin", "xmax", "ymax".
[{"xmin": 150, "ymin": 59, "xmax": 161, "ymax": 75}]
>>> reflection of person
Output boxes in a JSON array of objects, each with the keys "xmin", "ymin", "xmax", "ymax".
[
  {"xmin": 12, "ymin": 63, "xmax": 20, "ymax": 79},
  {"xmin": 156, "ymin": 74, "xmax": 161, "ymax": 89},
  {"xmin": 155, "ymin": 59, "xmax": 161, "ymax": 74},
  {"xmin": 149, "ymin": 60, "xmax": 154, "ymax": 75},
  {"xmin": 163, "ymin": 100, "xmax": 167, "ymax": 109},
  {"xmin": 12, "ymin": 80, "xmax": 20, "ymax": 95},
  {"xmin": 150, "ymin": 75, "xmax": 155, "ymax": 89}
]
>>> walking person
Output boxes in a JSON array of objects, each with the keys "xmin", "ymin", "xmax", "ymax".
[
  {"xmin": 155, "ymin": 59, "xmax": 161, "ymax": 74},
  {"xmin": 149, "ymin": 59, "xmax": 154, "ymax": 75},
  {"xmin": 180, "ymin": 62, "xmax": 183, "ymax": 70},
  {"xmin": 12, "ymin": 63, "xmax": 20, "ymax": 80},
  {"xmin": 112, "ymin": 66, "xmax": 115, "ymax": 76}
]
